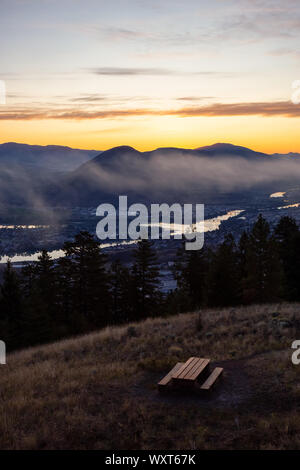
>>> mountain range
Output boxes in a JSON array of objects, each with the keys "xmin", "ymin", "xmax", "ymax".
[
  {"xmin": 0, "ymin": 142, "xmax": 100, "ymax": 171},
  {"xmin": 1, "ymin": 142, "xmax": 300, "ymax": 208}
]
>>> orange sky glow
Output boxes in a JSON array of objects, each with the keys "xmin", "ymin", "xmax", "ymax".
[{"xmin": 1, "ymin": 0, "xmax": 300, "ymax": 154}]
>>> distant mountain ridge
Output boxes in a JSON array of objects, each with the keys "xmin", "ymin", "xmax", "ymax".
[
  {"xmin": 0, "ymin": 142, "xmax": 100, "ymax": 171},
  {"xmin": 81, "ymin": 142, "xmax": 300, "ymax": 164},
  {"xmin": 195, "ymin": 143, "xmax": 269, "ymax": 158},
  {"xmin": 0, "ymin": 142, "xmax": 299, "ymax": 174}
]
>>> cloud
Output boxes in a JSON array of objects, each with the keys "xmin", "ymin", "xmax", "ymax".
[
  {"xmin": 91, "ymin": 1, "xmax": 300, "ymax": 50},
  {"xmin": 95, "ymin": 27, "xmax": 148, "ymax": 41},
  {"xmin": 1, "ymin": 100, "xmax": 300, "ymax": 121},
  {"xmin": 172, "ymin": 101, "xmax": 300, "ymax": 117},
  {"xmin": 88, "ymin": 67, "xmax": 221, "ymax": 76},
  {"xmin": 95, "ymin": 26, "xmax": 206, "ymax": 47},
  {"xmin": 269, "ymin": 47, "xmax": 300, "ymax": 60},
  {"xmin": 89, "ymin": 67, "xmax": 175, "ymax": 76},
  {"xmin": 69, "ymin": 94, "xmax": 108, "ymax": 103},
  {"xmin": 176, "ymin": 96, "xmax": 216, "ymax": 102}
]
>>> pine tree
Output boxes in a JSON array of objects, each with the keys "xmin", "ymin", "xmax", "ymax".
[
  {"xmin": 35, "ymin": 250, "xmax": 57, "ymax": 315},
  {"xmin": 173, "ymin": 243, "xmax": 208, "ymax": 310},
  {"xmin": 274, "ymin": 216, "xmax": 300, "ymax": 300},
  {"xmin": 0, "ymin": 261, "xmax": 24, "ymax": 350},
  {"xmin": 242, "ymin": 215, "xmax": 282, "ymax": 303},
  {"xmin": 55, "ymin": 256, "xmax": 75, "ymax": 334},
  {"xmin": 19, "ymin": 251, "xmax": 56, "ymax": 345},
  {"xmin": 110, "ymin": 259, "xmax": 132, "ymax": 324},
  {"xmin": 131, "ymin": 239, "xmax": 161, "ymax": 318},
  {"xmin": 208, "ymin": 234, "xmax": 239, "ymax": 307},
  {"xmin": 20, "ymin": 263, "xmax": 37, "ymax": 299},
  {"xmin": 238, "ymin": 231, "xmax": 251, "ymax": 304},
  {"xmin": 63, "ymin": 231, "xmax": 110, "ymax": 328}
]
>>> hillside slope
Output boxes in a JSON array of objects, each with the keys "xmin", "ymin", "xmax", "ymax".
[{"xmin": 0, "ymin": 303, "xmax": 300, "ymax": 450}]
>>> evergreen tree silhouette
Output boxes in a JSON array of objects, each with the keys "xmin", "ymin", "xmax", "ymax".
[
  {"xmin": 242, "ymin": 215, "xmax": 282, "ymax": 303},
  {"xmin": 208, "ymin": 234, "xmax": 239, "ymax": 306},
  {"xmin": 173, "ymin": 243, "xmax": 209, "ymax": 310},
  {"xmin": 56, "ymin": 256, "xmax": 76, "ymax": 334},
  {"xmin": 0, "ymin": 261, "xmax": 24, "ymax": 350},
  {"xmin": 110, "ymin": 259, "xmax": 132, "ymax": 324},
  {"xmin": 131, "ymin": 239, "xmax": 161, "ymax": 318},
  {"xmin": 274, "ymin": 216, "xmax": 300, "ymax": 300},
  {"xmin": 63, "ymin": 231, "xmax": 110, "ymax": 328}
]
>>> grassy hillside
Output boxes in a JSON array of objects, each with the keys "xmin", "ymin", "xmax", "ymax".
[{"xmin": 0, "ymin": 303, "xmax": 300, "ymax": 450}]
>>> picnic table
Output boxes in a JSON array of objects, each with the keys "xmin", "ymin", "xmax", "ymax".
[{"xmin": 158, "ymin": 356, "xmax": 223, "ymax": 393}]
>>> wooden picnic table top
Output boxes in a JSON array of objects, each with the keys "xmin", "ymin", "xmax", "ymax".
[{"xmin": 172, "ymin": 357, "xmax": 210, "ymax": 382}]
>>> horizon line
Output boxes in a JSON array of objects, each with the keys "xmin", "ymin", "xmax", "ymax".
[{"xmin": 1, "ymin": 140, "xmax": 297, "ymax": 156}]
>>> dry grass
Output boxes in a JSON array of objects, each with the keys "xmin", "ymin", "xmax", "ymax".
[{"xmin": 0, "ymin": 303, "xmax": 300, "ymax": 449}]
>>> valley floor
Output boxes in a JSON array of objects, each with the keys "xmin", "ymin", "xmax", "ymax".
[{"xmin": 0, "ymin": 303, "xmax": 299, "ymax": 450}]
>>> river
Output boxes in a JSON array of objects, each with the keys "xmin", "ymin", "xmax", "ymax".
[{"xmin": 0, "ymin": 209, "xmax": 244, "ymax": 264}]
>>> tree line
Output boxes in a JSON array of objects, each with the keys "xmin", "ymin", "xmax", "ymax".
[
  {"xmin": 0, "ymin": 232, "xmax": 163, "ymax": 351},
  {"xmin": 171, "ymin": 214, "xmax": 300, "ymax": 312},
  {"xmin": 0, "ymin": 214, "xmax": 300, "ymax": 351}
]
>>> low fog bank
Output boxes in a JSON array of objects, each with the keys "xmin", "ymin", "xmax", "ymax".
[
  {"xmin": 56, "ymin": 149, "xmax": 300, "ymax": 205},
  {"xmin": 1, "ymin": 147, "xmax": 300, "ymax": 212}
]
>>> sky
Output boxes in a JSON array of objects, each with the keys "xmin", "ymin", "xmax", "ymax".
[{"xmin": 0, "ymin": 0, "xmax": 300, "ymax": 152}]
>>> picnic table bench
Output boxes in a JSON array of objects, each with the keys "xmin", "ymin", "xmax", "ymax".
[{"xmin": 158, "ymin": 356, "xmax": 223, "ymax": 393}]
